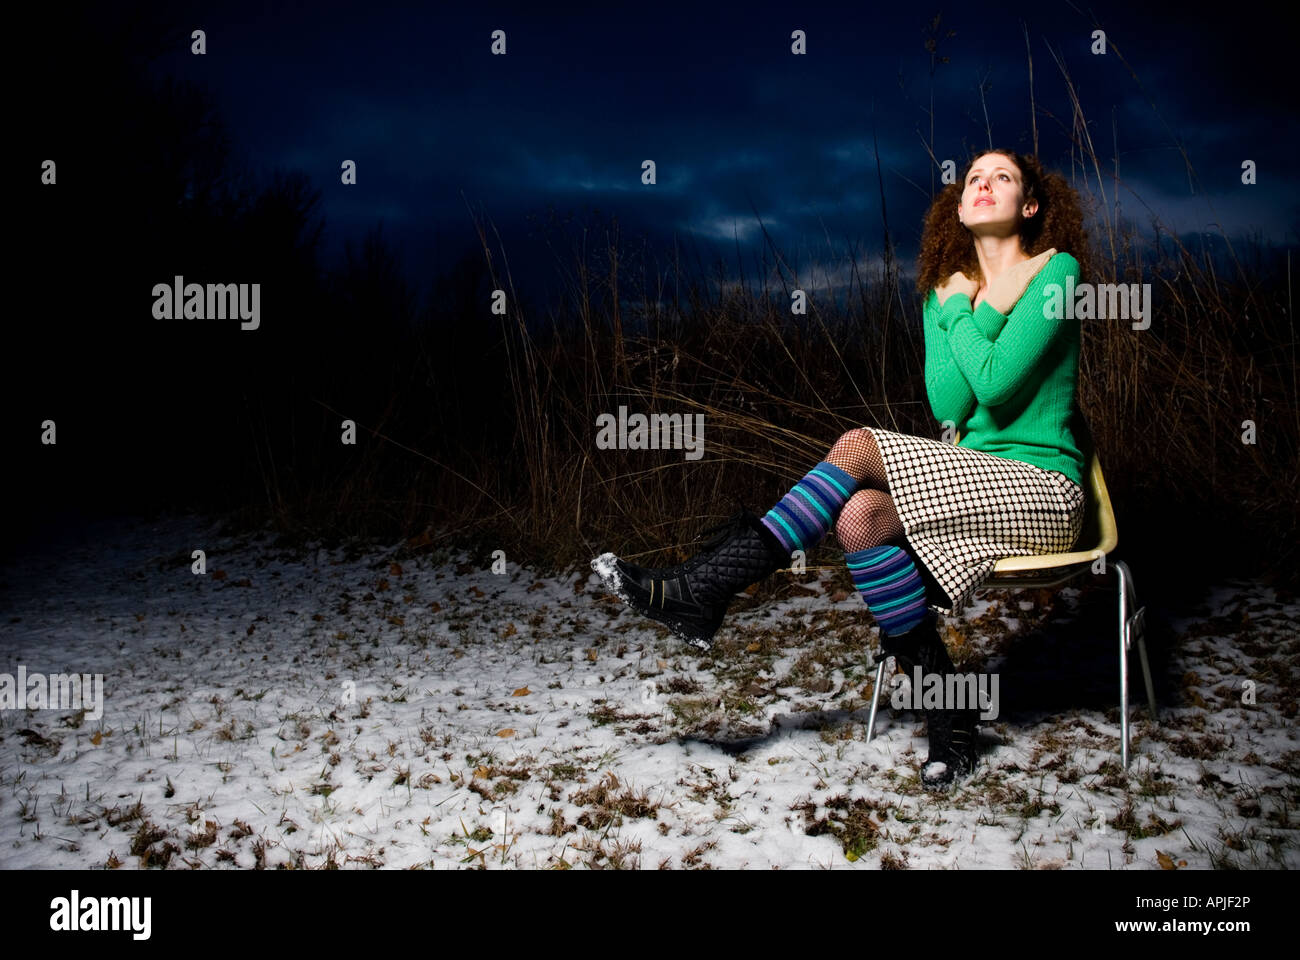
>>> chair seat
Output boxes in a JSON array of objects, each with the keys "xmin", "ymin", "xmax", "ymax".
[{"xmin": 990, "ymin": 547, "xmax": 1100, "ymax": 574}]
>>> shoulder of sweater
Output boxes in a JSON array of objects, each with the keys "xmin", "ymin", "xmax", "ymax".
[
  {"xmin": 1003, "ymin": 251, "xmax": 1081, "ymax": 322},
  {"xmin": 1014, "ymin": 251, "xmax": 1080, "ymax": 304},
  {"xmin": 1042, "ymin": 250, "xmax": 1080, "ymax": 277},
  {"xmin": 921, "ymin": 286, "xmax": 940, "ymax": 316}
]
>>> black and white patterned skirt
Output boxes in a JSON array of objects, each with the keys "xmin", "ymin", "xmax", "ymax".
[{"xmin": 868, "ymin": 428, "xmax": 1086, "ymax": 616}]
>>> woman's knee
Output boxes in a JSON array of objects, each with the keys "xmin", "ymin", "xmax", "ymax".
[
  {"xmin": 836, "ymin": 488, "xmax": 900, "ymax": 548},
  {"xmin": 831, "ymin": 427, "xmax": 874, "ymax": 451},
  {"xmin": 828, "ymin": 427, "xmax": 887, "ymax": 491}
]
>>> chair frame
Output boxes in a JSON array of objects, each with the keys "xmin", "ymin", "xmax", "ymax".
[{"xmin": 864, "ymin": 432, "xmax": 1155, "ymax": 768}]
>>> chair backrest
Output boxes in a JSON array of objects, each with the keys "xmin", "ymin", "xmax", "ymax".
[
  {"xmin": 1078, "ymin": 449, "xmax": 1118, "ymax": 554},
  {"xmin": 1072, "ymin": 412, "xmax": 1118, "ymax": 556}
]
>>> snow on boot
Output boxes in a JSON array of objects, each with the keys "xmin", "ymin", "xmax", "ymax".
[{"xmin": 590, "ymin": 507, "xmax": 789, "ymax": 650}]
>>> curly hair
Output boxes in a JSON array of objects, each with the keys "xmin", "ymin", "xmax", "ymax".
[{"xmin": 914, "ymin": 149, "xmax": 1093, "ymax": 298}]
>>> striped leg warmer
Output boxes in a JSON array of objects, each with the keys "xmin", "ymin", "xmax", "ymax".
[
  {"xmin": 759, "ymin": 461, "xmax": 857, "ymax": 554},
  {"xmin": 844, "ymin": 541, "xmax": 929, "ymax": 636}
]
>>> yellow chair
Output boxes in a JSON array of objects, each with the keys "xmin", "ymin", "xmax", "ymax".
[{"xmin": 865, "ymin": 422, "xmax": 1156, "ymax": 768}]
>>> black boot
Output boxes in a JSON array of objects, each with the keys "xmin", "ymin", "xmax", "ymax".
[
  {"xmin": 591, "ymin": 507, "xmax": 790, "ymax": 650},
  {"xmin": 877, "ymin": 610, "xmax": 979, "ymax": 791}
]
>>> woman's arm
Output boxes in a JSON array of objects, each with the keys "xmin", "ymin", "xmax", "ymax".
[
  {"xmin": 936, "ymin": 252, "xmax": 1079, "ymax": 407},
  {"xmin": 923, "ymin": 288, "xmax": 977, "ymax": 427}
]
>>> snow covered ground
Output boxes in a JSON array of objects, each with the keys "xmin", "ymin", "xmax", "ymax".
[{"xmin": 2, "ymin": 511, "xmax": 1296, "ymax": 869}]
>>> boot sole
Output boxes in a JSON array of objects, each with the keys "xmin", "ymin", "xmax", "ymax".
[{"xmin": 591, "ymin": 553, "xmax": 718, "ymax": 650}]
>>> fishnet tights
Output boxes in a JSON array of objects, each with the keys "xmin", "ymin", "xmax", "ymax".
[{"xmin": 825, "ymin": 428, "xmax": 906, "ymax": 552}]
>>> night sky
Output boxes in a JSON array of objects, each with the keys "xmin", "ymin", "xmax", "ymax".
[{"xmin": 130, "ymin": 0, "xmax": 1300, "ymax": 301}]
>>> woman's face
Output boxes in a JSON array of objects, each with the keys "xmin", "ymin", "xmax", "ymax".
[{"xmin": 957, "ymin": 153, "xmax": 1037, "ymax": 235}]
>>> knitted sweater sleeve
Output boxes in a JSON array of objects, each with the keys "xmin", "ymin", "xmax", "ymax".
[
  {"xmin": 922, "ymin": 288, "xmax": 976, "ymax": 428},
  {"xmin": 935, "ymin": 252, "xmax": 1079, "ymax": 407}
]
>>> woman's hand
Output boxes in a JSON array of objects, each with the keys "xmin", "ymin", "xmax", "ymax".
[
  {"xmin": 935, "ymin": 271, "xmax": 979, "ymax": 307},
  {"xmin": 984, "ymin": 248, "xmax": 1057, "ymax": 315}
]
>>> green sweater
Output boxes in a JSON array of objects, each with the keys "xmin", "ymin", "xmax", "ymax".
[{"xmin": 922, "ymin": 251, "xmax": 1085, "ymax": 488}]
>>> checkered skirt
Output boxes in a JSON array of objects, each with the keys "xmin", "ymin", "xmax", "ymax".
[{"xmin": 869, "ymin": 428, "xmax": 1086, "ymax": 616}]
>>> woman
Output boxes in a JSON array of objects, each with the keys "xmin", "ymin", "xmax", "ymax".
[{"xmin": 592, "ymin": 149, "xmax": 1091, "ymax": 790}]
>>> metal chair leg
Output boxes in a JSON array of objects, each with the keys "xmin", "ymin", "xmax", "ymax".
[
  {"xmin": 1137, "ymin": 634, "xmax": 1157, "ymax": 723},
  {"xmin": 1118, "ymin": 564, "xmax": 1156, "ymax": 722},
  {"xmin": 865, "ymin": 659, "xmax": 886, "ymax": 742},
  {"xmin": 1115, "ymin": 560, "xmax": 1151, "ymax": 768},
  {"xmin": 1117, "ymin": 560, "xmax": 1131, "ymax": 768}
]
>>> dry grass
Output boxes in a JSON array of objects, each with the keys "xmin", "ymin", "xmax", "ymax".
[{"xmin": 568, "ymin": 771, "xmax": 660, "ymax": 830}]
